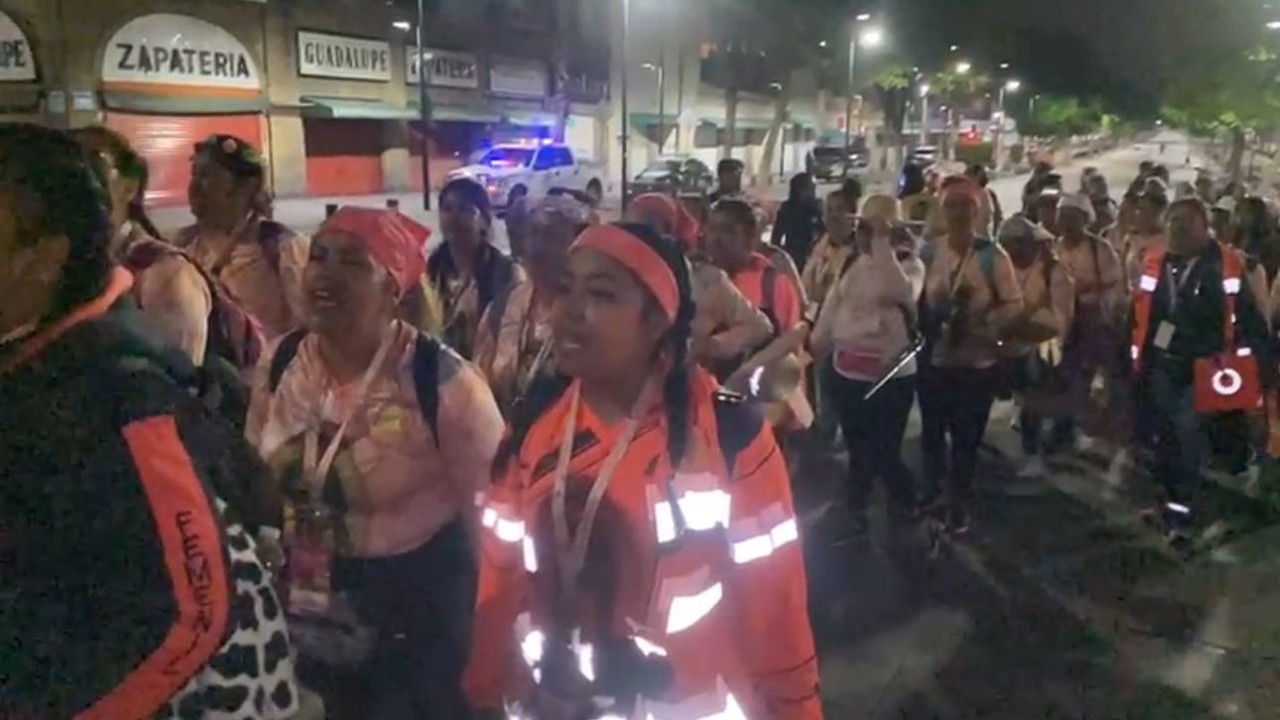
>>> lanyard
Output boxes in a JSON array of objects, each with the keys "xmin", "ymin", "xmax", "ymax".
[
  {"xmin": 302, "ymin": 329, "xmax": 396, "ymax": 498},
  {"xmin": 946, "ymin": 244, "xmax": 977, "ymax": 300},
  {"xmin": 520, "ymin": 335, "xmax": 554, "ymax": 395},
  {"xmin": 551, "ymin": 383, "xmax": 644, "ymax": 603},
  {"xmin": 1165, "ymin": 257, "xmax": 1198, "ymax": 312}
]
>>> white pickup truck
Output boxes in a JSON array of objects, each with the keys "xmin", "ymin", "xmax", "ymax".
[{"xmin": 445, "ymin": 142, "xmax": 606, "ymax": 212}]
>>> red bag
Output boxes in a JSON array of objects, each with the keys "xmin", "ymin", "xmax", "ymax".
[
  {"xmin": 1192, "ymin": 257, "xmax": 1260, "ymax": 414},
  {"xmin": 1194, "ymin": 350, "xmax": 1260, "ymax": 414}
]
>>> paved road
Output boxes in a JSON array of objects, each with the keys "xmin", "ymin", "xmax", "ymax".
[{"xmin": 807, "ymin": 133, "xmax": 1280, "ymax": 718}]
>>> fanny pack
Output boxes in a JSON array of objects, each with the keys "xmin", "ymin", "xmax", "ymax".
[{"xmin": 832, "ymin": 348, "xmax": 886, "ymax": 379}]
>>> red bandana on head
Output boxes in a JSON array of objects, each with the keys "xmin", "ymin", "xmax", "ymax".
[{"xmin": 318, "ymin": 206, "xmax": 431, "ymax": 295}]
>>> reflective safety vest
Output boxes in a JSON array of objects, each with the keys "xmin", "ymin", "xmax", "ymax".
[
  {"xmin": 1130, "ymin": 242, "xmax": 1244, "ymax": 371},
  {"xmin": 464, "ymin": 374, "xmax": 821, "ymax": 719}
]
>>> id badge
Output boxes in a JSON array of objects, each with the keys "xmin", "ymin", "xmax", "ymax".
[
  {"xmin": 1153, "ymin": 321, "xmax": 1176, "ymax": 350},
  {"xmin": 286, "ymin": 506, "xmax": 335, "ymax": 616}
]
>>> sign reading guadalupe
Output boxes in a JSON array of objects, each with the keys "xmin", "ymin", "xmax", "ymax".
[
  {"xmin": 489, "ymin": 57, "xmax": 547, "ymax": 99},
  {"xmin": 297, "ymin": 30, "xmax": 391, "ymax": 82},
  {"xmin": 406, "ymin": 47, "xmax": 479, "ymax": 90},
  {"xmin": 0, "ymin": 11, "xmax": 35, "ymax": 82},
  {"xmin": 102, "ymin": 14, "xmax": 260, "ymax": 93}
]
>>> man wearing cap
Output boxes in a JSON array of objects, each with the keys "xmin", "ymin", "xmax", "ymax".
[
  {"xmin": 1055, "ymin": 193, "xmax": 1126, "ymax": 451},
  {"xmin": 709, "ymin": 158, "xmax": 746, "ymax": 205},
  {"xmin": 1027, "ymin": 180, "xmax": 1064, "ymax": 237}
]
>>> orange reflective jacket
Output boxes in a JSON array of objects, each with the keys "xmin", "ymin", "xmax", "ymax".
[
  {"xmin": 464, "ymin": 370, "xmax": 822, "ymax": 719},
  {"xmin": 1130, "ymin": 242, "xmax": 1244, "ymax": 371}
]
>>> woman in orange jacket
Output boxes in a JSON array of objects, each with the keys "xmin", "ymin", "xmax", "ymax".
[{"xmin": 464, "ymin": 222, "xmax": 822, "ymax": 719}]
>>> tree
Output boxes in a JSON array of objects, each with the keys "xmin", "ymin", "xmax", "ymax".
[
  {"xmin": 1155, "ymin": 2, "xmax": 1280, "ymax": 180},
  {"xmin": 747, "ymin": 0, "xmax": 851, "ymax": 181},
  {"xmin": 871, "ymin": 62, "xmax": 912, "ymax": 169},
  {"xmin": 928, "ymin": 69, "xmax": 989, "ymax": 159},
  {"xmin": 702, "ymin": 0, "xmax": 855, "ymax": 179},
  {"xmin": 1162, "ymin": 45, "xmax": 1280, "ymax": 179}
]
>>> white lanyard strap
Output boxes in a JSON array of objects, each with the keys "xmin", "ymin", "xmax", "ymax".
[
  {"xmin": 302, "ymin": 329, "xmax": 396, "ymax": 497},
  {"xmin": 551, "ymin": 384, "xmax": 643, "ymax": 602}
]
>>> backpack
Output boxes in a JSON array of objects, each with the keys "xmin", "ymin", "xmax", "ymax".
[
  {"xmin": 123, "ymin": 239, "xmax": 267, "ymax": 371},
  {"xmin": 122, "ymin": 239, "xmax": 267, "ymax": 430},
  {"xmin": 267, "ymin": 329, "xmax": 443, "ymax": 446}
]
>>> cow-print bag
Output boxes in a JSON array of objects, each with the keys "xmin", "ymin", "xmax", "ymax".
[{"xmin": 157, "ymin": 498, "xmax": 300, "ymax": 720}]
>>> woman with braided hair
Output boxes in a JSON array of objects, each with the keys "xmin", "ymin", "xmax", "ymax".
[{"xmin": 465, "ymin": 223, "xmax": 821, "ymax": 720}]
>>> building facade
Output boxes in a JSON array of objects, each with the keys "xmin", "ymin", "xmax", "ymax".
[{"xmin": 0, "ymin": 0, "xmax": 610, "ymax": 205}]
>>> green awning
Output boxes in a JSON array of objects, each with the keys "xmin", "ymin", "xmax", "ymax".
[
  {"xmin": 300, "ymin": 96, "xmax": 416, "ymax": 120},
  {"xmin": 408, "ymin": 99, "xmax": 501, "ymax": 123},
  {"xmin": 698, "ymin": 117, "xmax": 774, "ymax": 130},
  {"xmin": 629, "ymin": 112, "xmax": 678, "ymax": 126},
  {"xmin": 502, "ymin": 111, "xmax": 558, "ymax": 127}
]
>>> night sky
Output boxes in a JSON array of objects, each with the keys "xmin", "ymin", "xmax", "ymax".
[{"xmin": 876, "ymin": 0, "xmax": 1268, "ymax": 117}]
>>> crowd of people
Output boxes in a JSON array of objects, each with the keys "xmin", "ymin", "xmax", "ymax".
[{"xmin": 4, "ymin": 119, "xmax": 1278, "ymax": 720}]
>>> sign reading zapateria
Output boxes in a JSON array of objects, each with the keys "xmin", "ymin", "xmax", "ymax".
[
  {"xmin": 297, "ymin": 31, "xmax": 390, "ymax": 82},
  {"xmin": 102, "ymin": 14, "xmax": 260, "ymax": 93}
]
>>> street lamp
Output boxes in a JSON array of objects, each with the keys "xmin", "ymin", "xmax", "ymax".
[
  {"xmin": 642, "ymin": 61, "xmax": 667, "ymax": 155},
  {"xmin": 994, "ymin": 79, "xmax": 1021, "ymax": 170},
  {"xmin": 844, "ymin": 20, "xmax": 883, "ymax": 171},
  {"xmin": 999, "ymin": 61, "xmax": 1010, "ymax": 69},
  {"xmin": 956, "ymin": 61, "xmax": 972, "ymax": 74},
  {"xmin": 413, "ymin": 3, "xmax": 432, "ymax": 210},
  {"xmin": 620, "ymin": 0, "xmax": 632, "ymax": 207},
  {"xmin": 1267, "ymin": 19, "xmax": 1280, "ymax": 29},
  {"xmin": 919, "ymin": 83, "xmax": 931, "ymax": 144}
]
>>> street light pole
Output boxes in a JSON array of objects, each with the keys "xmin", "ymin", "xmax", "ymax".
[
  {"xmin": 843, "ymin": 33, "xmax": 858, "ymax": 176},
  {"xmin": 620, "ymin": 0, "xmax": 631, "ymax": 209},
  {"xmin": 919, "ymin": 85, "xmax": 930, "ymax": 145},
  {"xmin": 657, "ymin": 61, "xmax": 666, "ymax": 155},
  {"xmin": 416, "ymin": 0, "xmax": 432, "ymax": 210}
]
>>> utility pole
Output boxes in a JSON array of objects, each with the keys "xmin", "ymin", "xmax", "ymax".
[
  {"xmin": 843, "ymin": 33, "xmax": 858, "ymax": 176},
  {"xmin": 675, "ymin": 4, "xmax": 685, "ymax": 152},
  {"xmin": 415, "ymin": 0, "xmax": 432, "ymax": 210},
  {"xmin": 919, "ymin": 87, "xmax": 930, "ymax": 145},
  {"xmin": 620, "ymin": 0, "xmax": 631, "ymax": 208},
  {"xmin": 656, "ymin": 56, "xmax": 666, "ymax": 155}
]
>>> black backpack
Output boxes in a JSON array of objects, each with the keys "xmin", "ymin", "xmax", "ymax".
[{"xmin": 267, "ymin": 329, "xmax": 443, "ymax": 445}]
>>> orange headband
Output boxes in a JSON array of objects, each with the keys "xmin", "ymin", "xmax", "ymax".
[{"xmin": 572, "ymin": 224, "xmax": 679, "ymax": 322}]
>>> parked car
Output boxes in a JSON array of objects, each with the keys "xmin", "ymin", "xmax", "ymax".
[
  {"xmin": 908, "ymin": 145, "xmax": 939, "ymax": 168},
  {"xmin": 806, "ymin": 145, "xmax": 870, "ymax": 180},
  {"xmin": 629, "ymin": 156, "xmax": 715, "ymax": 198},
  {"xmin": 445, "ymin": 141, "xmax": 606, "ymax": 211}
]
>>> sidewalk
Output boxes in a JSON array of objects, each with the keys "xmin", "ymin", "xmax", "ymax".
[{"xmin": 148, "ymin": 171, "xmax": 902, "ymax": 238}]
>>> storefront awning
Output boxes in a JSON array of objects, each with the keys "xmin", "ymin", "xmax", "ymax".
[
  {"xmin": 501, "ymin": 111, "xmax": 557, "ymax": 127},
  {"xmin": 300, "ymin": 96, "xmax": 416, "ymax": 120},
  {"xmin": 629, "ymin": 112, "xmax": 679, "ymax": 127},
  {"xmin": 698, "ymin": 117, "xmax": 775, "ymax": 131},
  {"xmin": 102, "ymin": 88, "xmax": 266, "ymax": 115}
]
